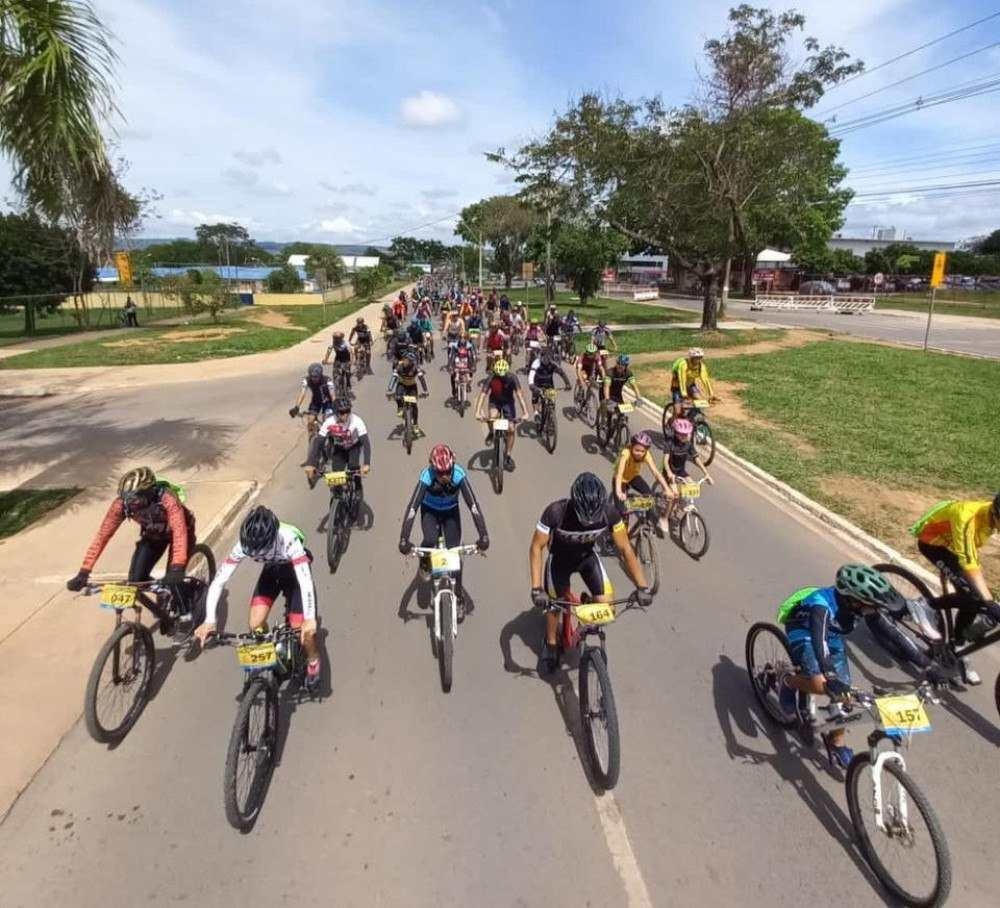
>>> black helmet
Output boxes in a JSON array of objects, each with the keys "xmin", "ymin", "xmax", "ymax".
[
  {"xmin": 334, "ymin": 397, "xmax": 352, "ymax": 414},
  {"xmin": 240, "ymin": 506, "xmax": 279, "ymax": 556},
  {"xmin": 570, "ymin": 472, "xmax": 607, "ymax": 526},
  {"xmin": 540, "ymin": 346, "xmax": 554, "ymax": 364},
  {"xmin": 835, "ymin": 564, "xmax": 904, "ymax": 610},
  {"xmin": 307, "ymin": 362, "xmax": 324, "ymax": 380}
]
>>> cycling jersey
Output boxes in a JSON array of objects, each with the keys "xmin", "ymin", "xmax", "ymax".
[
  {"xmin": 615, "ymin": 447, "xmax": 656, "ymax": 485},
  {"xmin": 663, "ymin": 436, "xmax": 698, "ymax": 476},
  {"xmin": 671, "ymin": 357, "xmax": 713, "ymax": 397},
  {"xmin": 205, "ymin": 524, "xmax": 315, "ymax": 625},
  {"xmin": 485, "ymin": 331, "xmax": 507, "ymax": 352},
  {"xmin": 528, "ymin": 357, "xmax": 570, "ymax": 390},
  {"xmin": 913, "ymin": 499, "xmax": 996, "ymax": 571},
  {"xmin": 536, "ymin": 498, "xmax": 624, "ymax": 561},
  {"xmin": 592, "ymin": 326, "xmax": 611, "ymax": 347},
  {"xmin": 350, "ymin": 326, "xmax": 372, "ymax": 345},
  {"xmin": 318, "ymin": 413, "xmax": 368, "ymax": 449},
  {"xmin": 328, "ymin": 341, "xmax": 352, "ymax": 364},
  {"xmin": 302, "ymin": 377, "xmax": 336, "ymax": 412},
  {"xmin": 483, "ymin": 373, "xmax": 519, "ymax": 403},
  {"xmin": 782, "ymin": 586, "xmax": 855, "ymax": 680},
  {"xmin": 406, "ymin": 323, "xmax": 424, "ymax": 344},
  {"xmin": 579, "ymin": 353, "xmax": 601, "ymax": 377},
  {"xmin": 525, "ymin": 327, "xmax": 543, "ymax": 342},
  {"xmin": 388, "ymin": 358, "xmax": 427, "ymax": 393},
  {"xmin": 605, "ymin": 366, "xmax": 635, "ymax": 402}
]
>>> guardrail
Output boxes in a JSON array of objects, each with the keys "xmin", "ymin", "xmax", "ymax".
[{"xmin": 750, "ymin": 293, "xmax": 874, "ymax": 314}]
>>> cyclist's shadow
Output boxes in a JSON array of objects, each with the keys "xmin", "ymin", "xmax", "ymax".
[
  {"xmin": 711, "ymin": 654, "xmax": 891, "ymax": 905},
  {"xmin": 499, "ymin": 608, "xmax": 607, "ymax": 796}
]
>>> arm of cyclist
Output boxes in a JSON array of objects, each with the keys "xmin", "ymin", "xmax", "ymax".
[
  {"xmin": 612, "ymin": 452, "xmax": 629, "ymax": 502},
  {"xmin": 609, "ymin": 518, "xmax": 650, "ymax": 600},
  {"xmin": 162, "ymin": 492, "xmax": 190, "ymax": 582},
  {"xmin": 195, "ymin": 544, "xmax": 244, "ymax": 644},
  {"xmin": 555, "ymin": 363, "xmax": 572, "ymax": 389},
  {"xmin": 646, "ymin": 450, "xmax": 674, "ymax": 497},
  {"xmin": 398, "ymin": 481, "xmax": 427, "ymax": 554},
  {"xmin": 459, "ymin": 475, "xmax": 490, "ymax": 550},
  {"xmin": 289, "ymin": 387, "xmax": 307, "ymax": 418},
  {"xmin": 528, "ymin": 528, "xmax": 549, "ymax": 608},
  {"xmin": 69, "ymin": 499, "xmax": 126, "ymax": 588}
]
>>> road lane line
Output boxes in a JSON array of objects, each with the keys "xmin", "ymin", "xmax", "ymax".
[{"xmin": 592, "ymin": 790, "xmax": 654, "ymax": 908}]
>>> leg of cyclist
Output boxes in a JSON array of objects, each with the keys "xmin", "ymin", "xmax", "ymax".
[
  {"xmin": 129, "ymin": 537, "xmax": 173, "ymax": 631},
  {"xmin": 274, "ymin": 561, "xmax": 320, "ymax": 683}
]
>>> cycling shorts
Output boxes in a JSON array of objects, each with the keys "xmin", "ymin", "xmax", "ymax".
[
  {"xmin": 544, "ymin": 551, "xmax": 613, "ymax": 600},
  {"xmin": 788, "ymin": 634, "xmax": 849, "ymax": 682}
]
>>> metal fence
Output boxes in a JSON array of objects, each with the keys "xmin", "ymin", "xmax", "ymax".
[{"xmin": 750, "ymin": 293, "xmax": 875, "ymax": 314}]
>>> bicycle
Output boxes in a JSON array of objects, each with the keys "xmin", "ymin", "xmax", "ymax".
[
  {"xmin": 510, "ymin": 328, "xmax": 523, "ymax": 358},
  {"xmin": 81, "ymin": 545, "xmax": 216, "ymax": 743},
  {"xmin": 296, "ymin": 409, "xmax": 329, "ymax": 460},
  {"xmin": 662, "ymin": 399, "xmax": 716, "ymax": 465},
  {"xmin": 332, "ymin": 363, "xmax": 352, "ymax": 400},
  {"xmin": 669, "ymin": 476, "xmax": 710, "ymax": 559},
  {"xmin": 423, "ymin": 332, "xmax": 435, "ymax": 363},
  {"xmin": 872, "ymin": 562, "xmax": 1000, "ymax": 716},
  {"xmin": 523, "ymin": 338, "xmax": 542, "ymax": 374},
  {"xmin": 543, "ymin": 591, "xmax": 646, "ymax": 790},
  {"xmin": 451, "ymin": 363, "xmax": 473, "ymax": 418},
  {"xmin": 210, "ymin": 620, "xmax": 312, "ymax": 831},
  {"xmin": 573, "ymin": 379, "xmax": 599, "ymax": 426},
  {"xmin": 746, "ymin": 622, "xmax": 951, "ymax": 907},
  {"xmin": 323, "ymin": 468, "xmax": 363, "ymax": 573},
  {"xmin": 389, "ymin": 392, "xmax": 426, "ymax": 455},
  {"xmin": 535, "ymin": 387, "xmax": 559, "ymax": 454},
  {"xmin": 479, "ymin": 414, "xmax": 519, "ymax": 495},
  {"xmin": 597, "ymin": 399, "xmax": 634, "ymax": 451},
  {"xmin": 622, "ymin": 493, "xmax": 661, "ymax": 595},
  {"xmin": 354, "ymin": 344, "xmax": 371, "ymax": 381},
  {"xmin": 408, "ymin": 544, "xmax": 483, "ymax": 692}
]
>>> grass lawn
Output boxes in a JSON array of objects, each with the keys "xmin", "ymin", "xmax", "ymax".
[
  {"xmin": 0, "ymin": 305, "xmax": 187, "ymax": 347},
  {"xmin": 877, "ymin": 291, "xmax": 1000, "ymax": 319},
  {"xmin": 0, "ymin": 488, "xmax": 81, "ymax": 539},
  {"xmin": 588, "ymin": 327, "xmax": 785, "ymax": 356},
  {"xmin": 635, "ymin": 338, "xmax": 999, "ymax": 571},
  {"xmin": 0, "ymin": 298, "xmax": 372, "ymax": 369}
]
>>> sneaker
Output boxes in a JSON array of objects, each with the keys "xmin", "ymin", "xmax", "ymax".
[
  {"xmin": 537, "ymin": 642, "xmax": 558, "ymax": 676},
  {"xmin": 304, "ymin": 659, "xmax": 321, "ymax": 691},
  {"xmin": 959, "ymin": 656, "xmax": 982, "ymax": 686},
  {"xmin": 504, "ymin": 455, "xmax": 515, "ymax": 471},
  {"xmin": 906, "ymin": 598, "xmax": 942, "ymax": 641},
  {"xmin": 822, "ymin": 733, "xmax": 853, "ymax": 770}
]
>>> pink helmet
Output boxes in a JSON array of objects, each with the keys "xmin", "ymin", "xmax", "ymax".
[{"xmin": 673, "ymin": 418, "xmax": 693, "ymax": 439}]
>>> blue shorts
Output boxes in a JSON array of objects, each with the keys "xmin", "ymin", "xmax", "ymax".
[
  {"xmin": 490, "ymin": 399, "xmax": 517, "ymax": 420},
  {"xmin": 788, "ymin": 634, "xmax": 850, "ymax": 682}
]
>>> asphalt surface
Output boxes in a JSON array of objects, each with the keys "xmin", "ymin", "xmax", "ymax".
[
  {"xmin": 2, "ymin": 339, "xmax": 999, "ymax": 907},
  {"xmin": 658, "ymin": 296, "xmax": 1000, "ymax": 359}
]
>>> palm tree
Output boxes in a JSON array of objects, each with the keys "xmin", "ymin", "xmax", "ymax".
[{"xmin": 0, "ymin": 0, "xmax": 118, "ymax": 218}]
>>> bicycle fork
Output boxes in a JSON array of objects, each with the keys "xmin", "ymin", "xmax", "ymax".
[
  {"xmin": 433, "ymin": 581, "xmax": 458, "ymax": 644},
  {"xmin": 869, "ymin": 748, "xmax": 908, "ymax": 833}
]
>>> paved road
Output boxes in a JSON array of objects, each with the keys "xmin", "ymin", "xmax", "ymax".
[
  {"xmin": 1, "ymin": 341, "xmax": 998, "ymax": 907},
  {"xmin": 657, "ymin": 296, "xmax": 1000, "ymax": 359}
]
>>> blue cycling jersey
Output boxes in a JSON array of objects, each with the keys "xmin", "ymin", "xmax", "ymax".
[
  {"xmin": 784, "ymin": 586, "xmax": 856, "ymax": 643},
  {"xmin": 419, "ymin": 464, "xmax": 467, "ymax": 511}
]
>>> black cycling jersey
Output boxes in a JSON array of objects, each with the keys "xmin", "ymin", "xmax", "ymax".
[
  {"xmin": 350, "ymin": 326, "xmax": 372, "ymax": 345},
  {"xmin": 606, "ymin": 367, "xmax": 633, "ymax": 402},
  {"xmin": 329, "ymin": 341, "xmax": 352, "ymax": 364},
  {"xmin": 537, "ymin": 498, "xmax": 623, "ymax": 562},
  {"xmin": 528, "ymin": 358, "xmax": 570, "ymax": 390},
  {"xmin": 482, "ymin": 373, "xmax": 520, "ymax": 403},
  {"xmin": 663, "ymin": 435, "xmax": 698, "ymax": 474}
]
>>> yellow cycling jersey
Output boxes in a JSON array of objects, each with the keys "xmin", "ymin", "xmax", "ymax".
[
  {"xmin": 615, "ymin": 446, "xmax": 656, "ymax": 485},
  {"xmin": 913, "ymin": 499, "xmax": 995, "ymax": 571},
  {"xmin": 671, "ymin": 356, "xmax": 713, "ymax": 397}
]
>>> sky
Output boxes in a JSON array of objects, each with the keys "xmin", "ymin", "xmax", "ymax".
[{"xmin": 6, "ymin": 0, "xmax": 1000, "ymax": 246}]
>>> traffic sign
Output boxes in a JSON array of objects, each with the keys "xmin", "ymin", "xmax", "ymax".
[
  {"xmin": 522, "ymin": 261, "xmax": 535, "ymax": 281},
  {"xmin": 873, "ymin": 272, "xmax": 884, "ymax": 287},
  {"xmin": 930, "ymin": 252, "xmax": 947, "ymax": 289}
]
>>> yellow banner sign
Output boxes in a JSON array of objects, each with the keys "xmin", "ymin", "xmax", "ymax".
[
  {"xmin": 930, "ymin": 252, "xmax": 947, "ymax": 289},
  {"xmin": 114, "ymin": 251, "xmax": 133, "ymax": 287},
  {"xmin": 521, "ymin": 261, "xmax": 535, "ymax": 281}
]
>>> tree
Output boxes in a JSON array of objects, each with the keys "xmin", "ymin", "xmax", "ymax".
[
  {"xmin": 455, "ymin": 195, "xmax": 540, "ymax": 287},
  {"xmin": 304, "ymin": 249, "xmax": 345, "ymax": 288},
  {"xmin": 161, "ymin": 270, "xmax": 234, "ymax": 323},
  {"xmin": 194, "ymin": 222, "xmax": 268, "ymax": 265},
  {"xmin": 551, "ymin": 223, "xmax": 626, "ymax": 303},
  {"xmin": 266, "ymin": 263, "xmax": 303, "ymax": 293},
  {"xmin": 352, "ymin": 264, "xmax": 392, "ymax": 300},
  {"xmin": 973, "ymin": 229, "xmax": 1000, "ymax": 256}
]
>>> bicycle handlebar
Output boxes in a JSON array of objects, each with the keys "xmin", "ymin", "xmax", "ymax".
[
  {"xmin": 409, "ymin": 544, "xmax": 483, "ymax": 557},
  {"xmin": 543, "ymin": 591, "xmax": 643, "ymax": 612}
]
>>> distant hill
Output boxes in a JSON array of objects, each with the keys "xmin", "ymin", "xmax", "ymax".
[{"xmin": 120, "ymin": 238, "xmax": 388, "ymax": 255}]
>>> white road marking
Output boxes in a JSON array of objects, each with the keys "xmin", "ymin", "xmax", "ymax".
[{"xmin": 593, "ymin": 790, "xmax": 654, "ymax": 908}]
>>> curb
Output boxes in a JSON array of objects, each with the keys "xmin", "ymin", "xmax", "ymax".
[
  {"xmin": 196, "ymin": 480, "xmax": 259, "ymax": 557},
  {"xmin": 623, "ymin": 390, "xmax": 942, "ymax": 592}
]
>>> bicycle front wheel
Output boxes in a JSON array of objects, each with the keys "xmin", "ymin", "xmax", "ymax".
[
  {"xmin": 326, "ymin": 497, "xmax": 340, "ymax": 572},
  {"xmin": 84, "ymin": 622, "xmax": 156, "ymax": 743},
  {"xmin": 439, "ymin": 591, "xmax": 454, "ymax": 693},
  {"xmin": 223, "ymin": 677, "xmax": 278, "ymax": 832},
  {"xmin": 636, "ymin": 528, "xmax": 659, "ymax": 595},
  {"xmin": 679, "ymin": 509, "xmax": 710, "ymax": 559},
  {"xmin": 404, "ymin": 408, "xmax": 413, "ymax": 455},
  {"xmin": 744, "ymin": 622, "xmax": 798, "ymax": 728},
  {"xmin": 544, "ymin": 406, "xmax": 558, "ymax": 454},
  {"xmin": 579, "ymin": 648, "xmax": 621, "ymax": 790},
  {"xmin": 846, "ymin": 754, "xmax": 951, "ymax": 907},
  {"xmin": 188, "ymin": 542, "xmax": 216, "ymax": 583},
  {"xmin": 492, "ymin": 431, "xmax": 504, "ymax": 494}
]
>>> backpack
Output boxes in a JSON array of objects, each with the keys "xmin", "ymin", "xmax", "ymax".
[
  {"xmin": 154, "ymin": 477, "xmax": 187, "ymax": 504},
  {"xmin": 776, "ymin": 586, "xmax": 820, "ymax": 625},
  {"xmin": 909, "ymin": 501, "xmax": 952, "ymax": 537}
]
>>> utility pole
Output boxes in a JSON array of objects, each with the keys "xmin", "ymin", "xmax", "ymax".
[
  {"xmin": 545, "ymin": 208, "xmax": 552, "ymax": 303},
  {"xmin": 478, "ymin": 232, "xmax": 483, "ymax": 288}
]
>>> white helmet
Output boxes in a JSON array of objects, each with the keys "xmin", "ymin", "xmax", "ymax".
[{"xmin": 688, "ymin": 347, "xmax": 704, "ymax": 359}]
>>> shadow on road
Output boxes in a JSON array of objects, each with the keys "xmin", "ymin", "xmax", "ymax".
[{"xmin": 711, "ymin": 654, "xmax": 891, "ymax": 905}]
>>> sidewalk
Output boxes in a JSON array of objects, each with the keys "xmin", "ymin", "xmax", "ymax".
[{"xmin": 0, "ymin": 288, "xmax": 405, "ymax": 819}]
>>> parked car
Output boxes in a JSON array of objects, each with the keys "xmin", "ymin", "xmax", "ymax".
[
  {"xmin": 836, "ymin": 278, "xmax": 852, "ymax": 291},
  {"xmin": 799, "ymin": 280, "xmax": 836, "ymax": 295}
]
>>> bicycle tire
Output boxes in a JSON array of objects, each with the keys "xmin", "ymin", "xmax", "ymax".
[
  {"xmin": 995, "ymin": 670, "xmax": 1000, "ymax": 722},
  {"xmin": 188, "ymin": 542, "xmax": 216, "ymax": 583},
  {"xmin": 579, "ymin": 648, "xmax": 621, "ymax": 790},
  {"xmin": 84, "ymin": 622, "xmax": 156, "ymax": 743},
  {"xmin": 326, "ymin": 497, "xmax": 340, "ymax": 572},
  {"xmin": 223, "ymin": 677, "xmax": 278, "ymax": 832},
  {"xmin": 404, "ymin": 408, "xmax": 413, "ymax": 455},
  {"xmin": 660, "ymin": 402, "xmax": 672, "ymax": 439},
  {"xmin": 744, "ymin": 622, "xmax": 798, "ymax": 728},
  {"xmin": 694, "ymin": 420, "xmax": 716, "ymax": 466},
  {"xmin": 846, "ymin": 754, "xmax": 951, "ymax": 907},
  {"xmin": 615, "ymin": 415, "xmax": 628, "ymax": 451},
  {"xmin": 679, "ymin": 510, "xmax": 710, "ymax": 559},
  {"xmin": 636, "ymin": 528, "xmax": 660, "ymax": 595},
  {"xmin": 544, "ymin": 404, "xmax": 558, "ymax": 454},
  {"xmin": 493, "ymin": 431, "xmax": 504, "ymax": 494},
  {"xmin": 439, "ymin": 591, "xmax": 454, "ymax": 693}
]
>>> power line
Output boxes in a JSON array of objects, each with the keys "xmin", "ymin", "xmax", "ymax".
[
  {"xmin": 849, "ymin": 155, "xmax": 1000, "ymax": 181},
  {"xmin": 851, "ymin": 177, "xmax": 1000, "ymax": 198},
  {"xmin": 847, "ymin": 139, "xmax": 1000, "ymax": 173},
  {"xmin": 817, "ymin": 41, "xmax": 1000, "ymax": 119},
  {"xmin": 352, "ymin": 210, "xmax": 462, "ymax": 247},
  {"xmin": 827, "ymin": 10, "xmax": 1000, "ymax": 90}
]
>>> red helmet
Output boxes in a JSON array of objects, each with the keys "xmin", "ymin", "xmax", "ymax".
[{"xmin": 429, "ymin": 443, "xmax": 455, "ymax": 473}]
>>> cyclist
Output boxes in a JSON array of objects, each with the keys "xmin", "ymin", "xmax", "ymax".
[
  {"xmin": 194, "ymin": 506, "xmax": 321, "ymax": 691},
  {"xmin": 776, "ymin": 564, "xmax": 907, "ymax": 770},
  {"xmin": 591, "ymin": 320, "xmax": 616, "ymax": 353},
  {"xmin": 908, "ymin": 494, "xmax": 1000, "ymax": 684},
  {"xmin": 524, "ymin": 318, "xmax": 544, "ymax": 350},
  {"xmin": 323, "ymin": 331, "xmax": 353, "ymax": 393},
  {"xmin": 303, "ymin": 398, "xmax": 372, "ymax": 504},
  {"xmin": 670, "ymin": 347, "xmax": 717, "ymax": 418},
  {"xmin": 447, "ymin": 335, "xmax": 477, "ymax": 399},
  {"xmin": 66, "ymin": 467, "xmax": 196, "ymax": 634},
  {"xmin": 387, "ymin": 348, "xmax": 429, "ymax": 435},
  {"xmin": 288, "ymin": 362, "xmax": 336, "ymax": 424},
  {"xmin": 416, "ymin": 309, "xmax": 435, "ymax": 358},
  {"xmin": 527, "ymin": 345, "xmax": 571, "ymax": 423},
  {"xmin": 393, "ymin": 295, "xmax": 407, "ymax": 322},
  {"xmin": 398, "ymin": 444, "xmax": 490, "ymax": 603},
  {"xmin": 444, "ymin": 308, "xmax": 466, "ymax": 351},
  {"xmin": 349, "ymin": 317, "xmax": 373, "ymax": 374},
  {"xmin": 529, "ymin": 472, "xmax": 653, "ymax": 675},
  {"xmin": 575, "ymin": 342, "xmax": 606, "ymax": 402},
  {"xmin": 484, "ymin": 322, "xmax": 509, "ymax": 371},
  {"xmin": 560, "ymin": 310, "xmax": 580, "ymax": 358},
  {"xmin": 475, "ymin": 358, "xmax": 528, "ymax": 471},
  {"xmin": 405, "ymin": 315, "xmax": 425, "ymax": 352},
  {"xmin": 380, "ymin": 302, "xmax": 397, "ymax": 336},
  {"xmin": 544, "ymin": 305, "xmax": 561, "ymax": 347},
  {"xmin": 661, "ymin": 418, "xmax": 713, "ymax": 523},
  {"xmin": 498, "ymin": 293, "xmax": 511, "ymax": 312},
  {"xmin": 612, "ymin": 431, "xmax": 674, "ymax": 525},
  {"xmin": 599, "ymin": 353, "xmax": 641, "ymax": 424}
]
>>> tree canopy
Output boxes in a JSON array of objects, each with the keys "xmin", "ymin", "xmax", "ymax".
[
  {"xmin": 551, "ymin": 223, "xmax": 626, "ymax": 303},
  {"xmin": 265, "ymin": 263, "xmax": 303, "ymax": 293},
  {"xmin": 455, "ymin": 195, "xmax": 540, "ymax": 287}
]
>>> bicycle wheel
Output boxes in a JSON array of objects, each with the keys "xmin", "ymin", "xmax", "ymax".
[
  {"xmin": 660, "ymin": 402, "xmax": 672, "ymax": 438},
  {"xmin": 744, "ymin": 622, "xmax": 798, "ymax": 728},
  {"xmin": 492, "ymin": 431, "xmax": 504, "ymax": 494},
  {"xmin": 326, "ymin": 497, "xmax": 340, "ymax": 572},
  {"xmin": 223, "ymin": 677, "xmax": 278, "ymax": 832},
  {"xmin": 583, "ymin": 390, "xmax": 596, "ymax": 426},
  {"xmin": 679, "ymin": 509, "xmax": 710, "ymax": 558},
  {"xmin": 404, "ymin": 408, "xmax": 413, "ymax": 455},
  {"xmin": 84, "ymin": 622, "xmax": 155, "ymax": 743},
  {"xmin": 693, "ymin": 420, "xmax": 716, "ymax": 466},
  {"xmin": 995, "ymin": 671, "xmax": 1000, "ymax": 722},
  {"xmin": 636, "ymin": 528, "xmax": 660, "ymax": 595},
  {"xmin": 188, "ymin": 542, "xmax": 216, "ymax": 583},
  {"xmin": 439, "ymin": 590, "xmax": 454, "ymax": 693},
  {"xmin": 846, "ymin": 754, "xmax": 951, "ymax": 907},
  {"xmin": 544, "ymin": 405, "xmax": 558, "ymax": 454},
  {"xmin": 579, "ymin": 648, "xmax": 621, "ymax": 790},
  {"xmin": 458, "ymin": 382, "xmax": 466, "ymax": 417}
]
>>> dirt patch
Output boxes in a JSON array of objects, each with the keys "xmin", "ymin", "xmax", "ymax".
[
  {"xmin": 101, "ymin": 327, "xmax": 245, "ymax": 349},
  {"xmin": 628, "ymin": 328, "xmax": 828, "ymax": 366},
  {"xmin": 240, "ymin": 309, "xmax": 306, "ymax": 331}
]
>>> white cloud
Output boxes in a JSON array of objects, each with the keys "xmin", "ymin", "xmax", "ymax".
[
  {"xmin": 233, "ymin": 147, "xmax": 283, "ymax": 167},
  {"xmin": 222, "ymin": 166, "xmax": 259, "ymax": 189},
  {"xmin": 169, "ymin": 208, "xmax": 248, "ymax": 226},
  {"xmin": 318, "ymin": 217, "xmax": 361, "ymax": 234},
  {"xmin": 400, "ymin": 91, "xmax": 462, "ymax": 128},
  {"xmin": 320, "ymin": 181, "xmax": 377, "ymax": 196}
]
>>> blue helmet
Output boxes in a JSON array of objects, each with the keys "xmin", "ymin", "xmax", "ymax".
[{"xmin": 617, "ymin": 353, "xmax": 630, "ymax": 367}]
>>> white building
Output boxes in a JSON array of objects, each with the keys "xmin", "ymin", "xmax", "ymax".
[
  {"xmin": 828, "ymin": 236, "xmax": 955, "ymax": 257},
  {"xmin": 616, "ymin": 254, "xmax": 668, "ymax": 284}
]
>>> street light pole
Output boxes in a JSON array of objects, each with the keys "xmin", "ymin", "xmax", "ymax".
[
  {"xmin": 478, "ymin": 232, "xmax": 483, "ymax": 288},
  {"xmin": 546, "ymin": 208, "xmax": 552, "ymax": 303}
]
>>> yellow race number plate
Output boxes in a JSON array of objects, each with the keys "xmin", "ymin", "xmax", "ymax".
[
  {"xmin": 100, "ymin": 584, "xmax": 137, "ymax": 610},
  {"xmin": 325, "ymin": 471, "xmax": 348, "ymax": 487},
  {"xmin": 573, "ymin": 603, "xmax": 616, "ymax": 626},
  {"xmin": 625, "ymin": 496, "xmax": 654, "ymax": 512},
  {"xmin": 618, "ymin": 402, "xmax": 634, "ymax": 413},
  {"xmin": 402, "ymin": 395, "xmax": 417, "ymax": 404},
  {"xmin": 542, "ymin": 388, "xmax": 558, "ymax": 400},
  {"xmin": 237, "ymin": 642, "xmax": 277, "ymax": 670},
  {"xmin": 680, "ymin": 482, "xmax": 701, "ymax": 498},
  {"xmin": 876, "ymin": 693, "xmax": 931, "ymax": 734}
]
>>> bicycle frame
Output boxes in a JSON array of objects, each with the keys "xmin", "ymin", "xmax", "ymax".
[{"xmin": 411, "ymin": 545, "xmax": 479, "ymax": 644}]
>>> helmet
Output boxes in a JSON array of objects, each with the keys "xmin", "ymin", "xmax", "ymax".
[
  {"xmin": 307, "ymin": 362, "xmax": 324, "ymax": 380},
  {"xmin": 617, "ymin": 353, "xmax": 630, "ymax": 366},
  {"xmin": 240, "ymin": 506, "xmax": 279, "ymax": 556},
  {"xmin": 673, "ymin": 418, "xmax": 693, "ymax": 438},
  {"xmin": 429, "ymin": 443, "xmax": 455, "ymax": 473},
  {"xmin": 118, "ymin": 466, "xmax": 157, "ymax": 498},
  {"xmin": 492, "ymin": 358, "xmax": 510, "ymax": 376},
  {"xmin": 334, "ymin": 397, "xmax": 352, "ymax": 414},
  {"xmin": 356, "ymin": 316, "xmax": 365, "ymax": 325},
  {"xmin": 688, "ymin": 347, "xmax": 704, "ymax": 359},
  {"xmin": 585, "ymin": 343, "xmax": 597, "ymax": 354},
  {"xmin": 404, "ymin": 349, "xmax": 418, "ymax": 362},
  {"xmin": 570, "ymin": 472, "xmax": 607, "ymax": 526},
  {"xmin": 630, "ymin": 431, "xmax": 652, "ymax": 449},
  {"xmin": 333, "ymin": 331, "xmax": 344, "ymax": 341},
  {"xmin": 835, "ymin": 564, "xmax": 904, "ymax": 610},
  {"xmin": 530, "ymin": 318, "xmax": 540, "ymax": 326},
  {"xmin": 598, "ymin": 320, "xmax": 607, "ymax": 328},
  {"xmin": 395, "ymin": 329, "xmax": 408, "ymax": 342}
]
